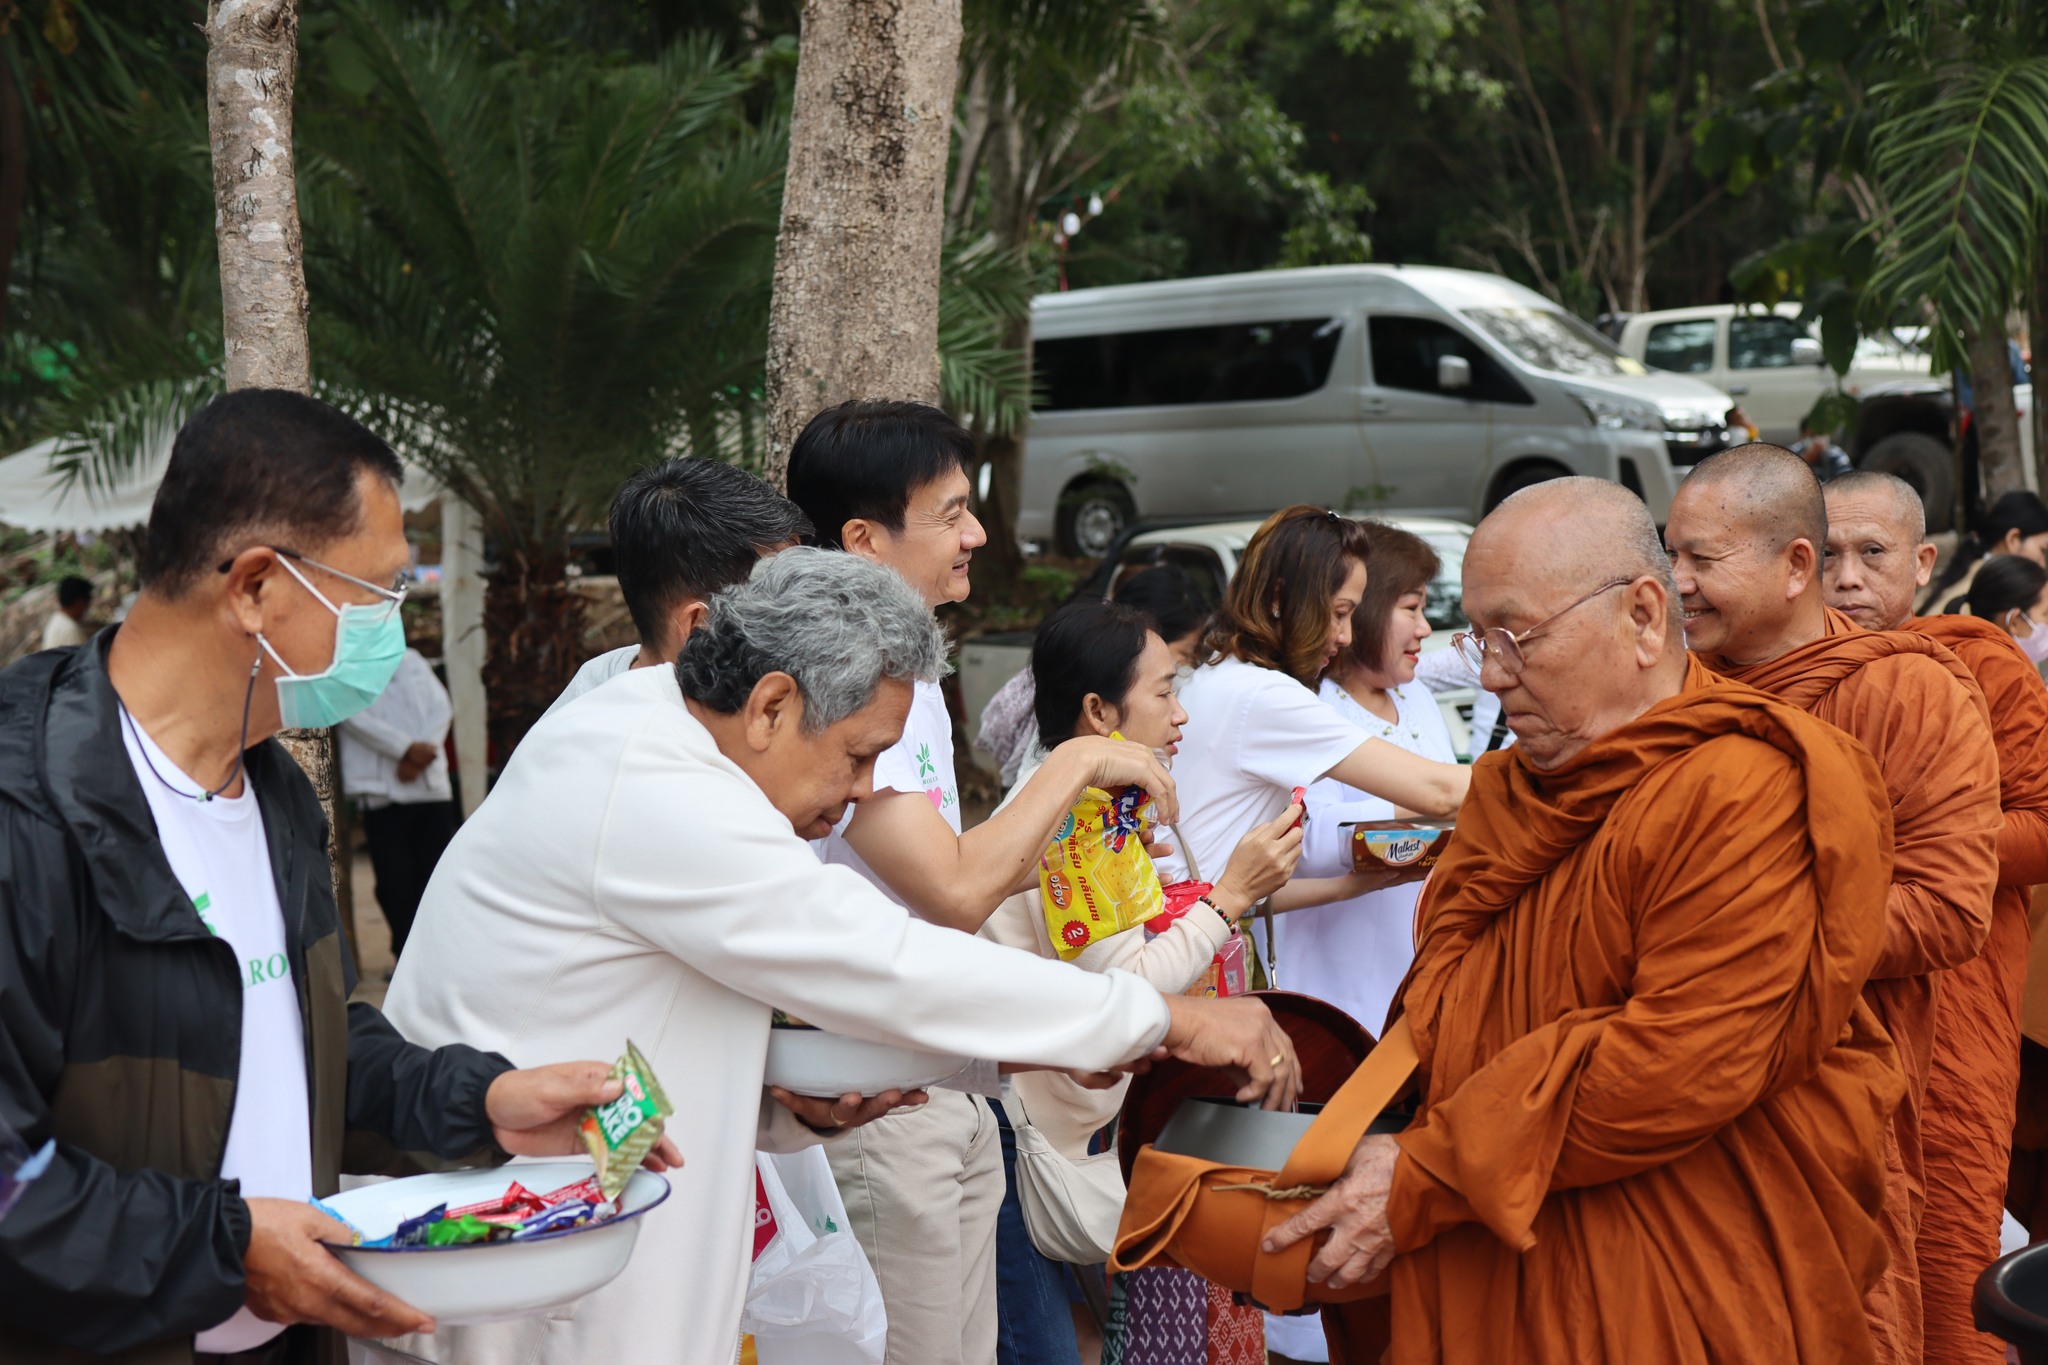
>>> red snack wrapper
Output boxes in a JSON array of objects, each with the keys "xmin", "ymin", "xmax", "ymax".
[
  {"xmin": 1183, "ymin": 930, "xmax": 1249, "ymax": 998},
  {"xmin": 448, "ymin": 1181, "xmax": 547, "ymax": 1225},
  {"xmin": 1290, "ymin": 786, "xmax": 1308, "ymax": 827},
  {"xmin": 1145, "ymin": 880, "xmax": 1214, "ymax": 934},
  {"xmin": 537, "ymin": 1176, "xmax": 605, "ymax": 1208}
]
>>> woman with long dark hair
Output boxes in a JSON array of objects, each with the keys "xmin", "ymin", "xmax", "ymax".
[
  {"xmin": 1921, "ymin": 490, "xmax": 2048, "ymax": 614},
  {"xmin": 979, "ymin": 600, "xmax": 1302, "ymax": 1365}
]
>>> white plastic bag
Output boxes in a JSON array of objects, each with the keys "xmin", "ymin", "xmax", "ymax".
[{"xmin": 744, "ymin": 1148, "xmax": 887, "ymax": 1365}]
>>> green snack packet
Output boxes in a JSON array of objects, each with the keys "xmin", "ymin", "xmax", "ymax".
[
  {"xmin": 578, "ymin": 1040, "xmax": 673, "ymax": 1200},
  {"xmin": 423, "ymin": 1213, "xmax": 499, "ymax": 1247}
]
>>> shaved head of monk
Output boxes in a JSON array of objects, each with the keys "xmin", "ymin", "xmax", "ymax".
[
  {"xmin": 1665, "ymin": 443, "xmax": 1829, "ymax": 664},
  {"xmin": 1463, "ymin": 476, "xmax": 1687, "ymax": 769},
  {"xmin": 1823, "ymin": 471, "xmax": 1939, "ymax": 632}
]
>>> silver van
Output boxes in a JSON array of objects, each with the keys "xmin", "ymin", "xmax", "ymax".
[{"xmin": 1019, "ymin": 265, "xmax": 1739, "ymax": 555}]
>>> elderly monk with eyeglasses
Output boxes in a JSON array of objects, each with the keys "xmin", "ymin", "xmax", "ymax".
[
  {"xmin": 1666, "ymin": 444, "xmax": 2002, "ymax": 1365},
  {"xmin": 1820, "ymin": 469, "xmax": 2048, "ymax": 1365},
  {"xmin": 1266, "ymin": 476, "xmax": 1904, "ymax": 1365}
]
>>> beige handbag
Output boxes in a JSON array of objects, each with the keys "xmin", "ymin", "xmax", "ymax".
[{"xmin": 1008, "ymin": 1083, "xmax": 1128, "ymax": 1264}]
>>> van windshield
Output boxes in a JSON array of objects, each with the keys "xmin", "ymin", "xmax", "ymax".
[{"xmin": 1464, "ymin": 308, "xmax": 1648, "ymax": 378}]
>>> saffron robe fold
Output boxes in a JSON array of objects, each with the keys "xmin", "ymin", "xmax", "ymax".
[
  {"xmin": 1707, "ymin": 608, "xmax": 2003, "ymax": 1365},
  {"xmin": 1907, "ymin": 614, "xmax": 2048, "ymax": 1365},
  {"xmin": 1370, "ymin": 659, "xmax": 1903, "ymax": 1365}
]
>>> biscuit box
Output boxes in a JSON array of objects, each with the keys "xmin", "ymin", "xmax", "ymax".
[{"xmin": 1344, "ymin": 820, "xmax": 1456, "ymax": 874}]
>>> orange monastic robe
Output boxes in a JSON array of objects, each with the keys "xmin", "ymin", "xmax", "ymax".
[
  {"xmin": 1908, "ymin": 614, "xmax": 2048, "ymax": 1364},
  {"xmin": 1708, "ymin": 607, "xmax": 2003, "ymax": 1365},
  {"xmin": 1364, "ymin": 659, "xmax": 1903, "ymax": 1364}
]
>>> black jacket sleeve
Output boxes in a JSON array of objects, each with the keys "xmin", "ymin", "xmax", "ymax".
[
  {"xmin": 344, "ymin": 1001, "xmax": 514, "ymax": 1163},
  {"xmin": 0, "ymin": 804, "xmax": 250, "ymax": 1352}
]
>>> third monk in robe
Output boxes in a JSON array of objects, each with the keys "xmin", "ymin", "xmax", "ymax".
[
  {"xmin": 1823, "ymin": 469, "xmax": 2048, "ymax": 1365},
  {"xmin": 1266, "ymin": 478, "xmax": 1904, "ymax": 1364},
  {"xmin": 1668, "ymin": 444, "xmax": 2002, "ymax": 1365}
]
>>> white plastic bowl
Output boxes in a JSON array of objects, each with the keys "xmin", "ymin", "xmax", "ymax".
[
  {"xmin": 763, "ymin": 1027, "xmax": 969, "ymax": 1098},
  {"xmin": 323, "ymin": 1161, "xmax": 669, "ymax": 1326}
]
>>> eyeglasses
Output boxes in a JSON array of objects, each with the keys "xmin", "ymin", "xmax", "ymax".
[
  {"xmin": 1452, "ymin": 578, "xmax": 1634, "ymax": 679},
  {"xmin": 218, "ymin": 544, "xmax": 410, "ymax": 622}
]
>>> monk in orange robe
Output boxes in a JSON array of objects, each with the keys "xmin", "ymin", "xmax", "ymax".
[
  {"xmin": 1666, "ymin": 445, "xmax": 2003, "ymax": 1365},
  {"xmin": 1823, "ymin": 468, "xmax": 2048, "ymax": 1363},
  {"xmin": 1268, "ymin": 478, "xmax": 1904, "ymax": 1364}
]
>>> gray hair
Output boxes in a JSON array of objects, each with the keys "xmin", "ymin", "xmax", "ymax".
[{"xmin": 675, "ymin": 547, "xmax": 950, "ymax": 732}]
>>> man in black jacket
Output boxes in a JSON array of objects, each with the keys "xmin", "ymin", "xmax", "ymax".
[{"xmin": 0, "ymin": 390, "xmax": 677, "ymax": 1364}]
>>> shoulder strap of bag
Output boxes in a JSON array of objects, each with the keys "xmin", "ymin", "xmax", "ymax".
[
  {"xmin": 1247, "ymin": 1016, "xmax": 1419, "ymax": 1311},
  {"xmin": 1276, "ymin": 1015, "xmax": 1417, "ymax": 1189}
]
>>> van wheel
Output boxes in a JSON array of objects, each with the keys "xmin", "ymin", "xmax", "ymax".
[
  {"xmin": 1485, "ymin": 462, "xmax": 1571, "ymax": 513},
  {"xmin": 1058, "ymin": 480, "xmax": 1135, "ymax": 558},
  {"xmin": 1860, "ymin": 432, "xmax": 1956, "ymax": 533}
]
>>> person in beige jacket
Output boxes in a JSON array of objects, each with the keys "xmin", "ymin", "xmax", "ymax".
[{"xmin": 979, "ymin": 598, "xmax": 1307, "ymax": 1363}]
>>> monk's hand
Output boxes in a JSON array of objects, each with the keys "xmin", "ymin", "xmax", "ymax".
[
  {"xmin": 485, "ymin": 1062, "xmax": 683, "ymax": 1171},
  {"xmin": 1261, "ymin": 1134, "xmax": 1400, "ymax": 1290},
  {"xmin": 771, "ymin": 1087, "xmax": 927, "ymax": 1134},
  {"xmin": 1159, "ymin": 994, "xmax": 1300, "ymax": 1110}
]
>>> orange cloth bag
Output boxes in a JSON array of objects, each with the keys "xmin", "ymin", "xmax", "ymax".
[{"xmin": 1109, "ymin": 1017, "xmax": 1418, "ymax": 1313}]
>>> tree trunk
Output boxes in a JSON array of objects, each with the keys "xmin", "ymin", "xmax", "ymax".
[
  {"xmin": 482, "ymin": 543, "xmax": 587, "ymax": 763},
  {"xmin": 0, "ymin": 46, "xmax": 27, "ymax": 340},
  {"xmin": 1967, "ymin": 319, "xmax": 2027, "ymax": 497},
  {"xmin": 2034, "ymin": 239, "xmax": 2048, "ymax": 495},
  {"xmin": 207, "ymin": 0, "xmax": 311, "ymax": 392},
  {"xmin": 762, "ymin": 0, "xmax": 964, "ymax": 488},
  {"xmin": 206, "ymin": 0, "xmax": 340, "ymax": 903}
]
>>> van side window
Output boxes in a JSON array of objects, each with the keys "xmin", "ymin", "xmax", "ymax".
[
  {"xmin": 1033, "ymin": 318, "xmax": 1343, "ymax": 411},
  {"xmin": 1729, "ymin": 316, "xmax": 1807, "ymax": 370},
  {"xmin": 1367, "ymin": 316, "xmax": 1533, "ymax": 404},
  {"xmin": 1644, "ymin": 320, "xmax": 1716, "ymax": 374}
]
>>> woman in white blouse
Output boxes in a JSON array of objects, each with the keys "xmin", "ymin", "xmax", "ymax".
[
  {"xmin": 1258, "ymin": 521, "xmax": 1458, "ymax": 1363},
  {"xmin": 1161, "ymin": 506, "xmax": 1467, "ymax": 911}
]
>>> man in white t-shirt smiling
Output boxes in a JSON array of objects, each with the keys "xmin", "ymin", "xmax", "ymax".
[
  {"xmin": 784, "ymin": 401, "xmax": 1182, "ymax": 1365},
  {"xmin": 0, "ymin": 391, "xmax": 677, "ymax": 1365}
]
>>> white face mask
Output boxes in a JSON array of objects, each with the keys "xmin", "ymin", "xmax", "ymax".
[{"xmin": 2011, "ymin": 611, "xmax": 2048, "ymax": 664}]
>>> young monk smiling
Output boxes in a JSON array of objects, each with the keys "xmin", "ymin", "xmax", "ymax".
[
  {"xmin": 1823, "ymin": 469, "xmax": 2048, "ymax": 1365},
  {"xmin": 1266, "ymin": 478, "xmax": 1904, "ymax": 1365},
  {"xmin": 1667, "ymin": 445, "xmax": 2003, "ymax": 1365}
]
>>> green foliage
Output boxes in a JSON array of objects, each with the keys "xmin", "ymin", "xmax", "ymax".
[
  {"xmin": 938, "ymin": 234, "xmax": 1039, "ymax": 437},
  {"xmin": 299, "ymin": 5, "xmax": 786, "ymax": 557}
]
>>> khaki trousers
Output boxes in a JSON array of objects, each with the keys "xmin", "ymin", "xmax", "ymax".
[{"xmin": 827, "ymin": 1088, "xmax": 1002, "ymax": 1365}]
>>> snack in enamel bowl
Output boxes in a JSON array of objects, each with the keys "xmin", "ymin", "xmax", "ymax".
[
  {"xmin": 765, "ymin": 1014, "xmax": 970, "ymax": 1098},
  {"xmin": 320, "ymin": 1161, "xmax": 669, "ymax": 1325},
  {"xmin": 1344, "ymin": 819, "xmax": 1456, "ymax": 873}
]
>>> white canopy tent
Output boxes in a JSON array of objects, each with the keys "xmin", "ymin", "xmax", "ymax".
[
  {"xmin": 0, "ymin": 435, "xmax": 444, "ymax": 531},
  {"xmin": 0, "ymin": 434, "xmax": 490, "ymax": 818}
]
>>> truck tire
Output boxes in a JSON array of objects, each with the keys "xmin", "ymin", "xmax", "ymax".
[
  {"xmin": 1485, "ymin": 461, "xmax": 1572, "ymax": 513},
  {"xmin": 1860, "ymin": 432, "xmax": 1956, "ymax": 533},
  {"xmin": 1057, "ymin": 479, "xmax": 1135, "ymax": 558}
]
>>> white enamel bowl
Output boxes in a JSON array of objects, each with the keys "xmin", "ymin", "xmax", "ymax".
[
  {"xmin": 324, "ymin": 1161, "xmax": 669, "ymax": 1326},
  {"xmin": 763, "ymin": 1027, "xmax": 970, "ymax": 1098}
]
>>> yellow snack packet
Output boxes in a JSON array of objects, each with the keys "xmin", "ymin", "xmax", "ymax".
[{"xmin": 1040, "ymin": 779, "xmax": 1165, "ymax": 960}]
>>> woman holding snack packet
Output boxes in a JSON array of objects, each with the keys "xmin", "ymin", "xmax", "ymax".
[
  {"xmin": 1259, "ymin": 520, "xmax": 1458, "ymax": 1364},
  {"xmin": 1158, "ymin": 507, "xmax": 1469, "ymax": 954},
  {"xmin": 979, "ymin": 599, "xmax": 1306, "ymax": 1365}
]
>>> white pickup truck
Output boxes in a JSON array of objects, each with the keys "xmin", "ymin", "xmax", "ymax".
[{"xmin": 1611, "ymin": 303, "xmax": 2034, "ymax": 531}]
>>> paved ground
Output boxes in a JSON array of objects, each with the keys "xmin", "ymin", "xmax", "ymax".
[{"xmin": 347, "ymin": 850, "xmax": 396, "ymax": 1010}]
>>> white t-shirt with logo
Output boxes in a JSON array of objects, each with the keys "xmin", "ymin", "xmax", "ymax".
[
  {"xmin": 814, "ymin": 679, "xmax": 963, "ymax": 909},
  {"xmin": 120, "ymin": 716, "xmax": 312, "ymax": 1354}
]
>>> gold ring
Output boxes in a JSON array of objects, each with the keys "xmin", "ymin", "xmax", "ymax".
[{"xmin": 1269, "ymin": 1053, "xmax": 1287, "ymax": 1070}]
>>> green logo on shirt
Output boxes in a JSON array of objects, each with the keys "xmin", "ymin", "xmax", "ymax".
[{"xmin": 192, "ymin": 891, "xmax": 217, "ymax": 936}]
